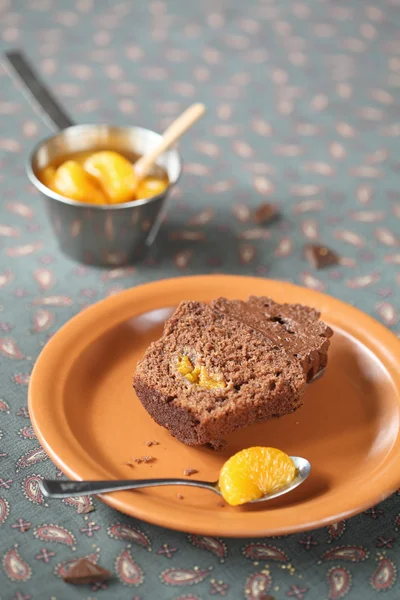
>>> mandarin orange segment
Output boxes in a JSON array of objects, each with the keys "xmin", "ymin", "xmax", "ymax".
[
  {"xmin": 198, "ymin": 365, "xmax": 225, "ymax": 389},
  {"xmin": 39, "ymin": 166, "xmax": 56, "ymax": 189},
  {"xmin": 219, "ymin": 447, "xmax": 296, "ymax": 506},
  {"xmin": 83, "ymin": 151, "xmax": 137, "ymax": 204},
  {"xmin": 177, "ymin": 355, "xmax": 225, "ymax": 389},
  {"xmin": 71, "ymin": 150, "xmax": 97, "ymax": 166},
  {"xmin": 52, "ymin": 160, "xmax": 108, "ymax": 205},
  {"xmin": 177, "ymin": 355, "xmax": 193, "ymax": 376},
  {"xmin": 136, "ymin": 176, "xmax": 168, "ymax": 199}
]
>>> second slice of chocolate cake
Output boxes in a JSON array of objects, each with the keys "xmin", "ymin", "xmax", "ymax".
[{"xmin": 133, "ymin": 297, "xmax": 333, "ymax": 446}]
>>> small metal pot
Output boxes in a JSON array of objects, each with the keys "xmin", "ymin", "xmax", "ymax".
[
  {"xmin": 6, "ymin": 50, "xmax": 182, "ymax": 266},
  {"xmin": 28, "ymin": 125, "xmax": 182, "ymax": 266}
]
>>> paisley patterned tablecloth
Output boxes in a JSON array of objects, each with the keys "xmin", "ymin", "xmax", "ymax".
[{"xmin": 1, "ymin": 1, "xmax": 400, "ymax": 598}]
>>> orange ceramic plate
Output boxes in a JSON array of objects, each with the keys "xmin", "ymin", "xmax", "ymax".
[{"xmin": 28, "ymin": 275, "xmax": 400, "ymax": 537}]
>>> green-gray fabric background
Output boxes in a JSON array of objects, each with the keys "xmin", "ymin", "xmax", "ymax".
[{"xmin": 0, "ymin": 1, "xmax": 399, "ymax": 598}]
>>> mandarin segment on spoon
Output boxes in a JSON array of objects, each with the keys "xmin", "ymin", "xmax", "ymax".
[
  {"xmin": 52, "ymin": 160, "xmax": 108, "ymax": 205},
  {"xmin": 218, "ymin": 447, "xmax": 296, "ymax": 506},
  {"xmin": 83, "ymin": 150, "xmax": 137, "ymax": 204}
]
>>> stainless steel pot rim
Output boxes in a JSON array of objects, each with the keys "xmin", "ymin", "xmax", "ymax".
[{"xmin": 27, "ymin": 124, "xmax": 183, "ymax": 211}]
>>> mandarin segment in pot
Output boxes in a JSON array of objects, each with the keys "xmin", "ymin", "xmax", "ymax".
[
  {"xmin": 49, "ymin": 160, "xmax": 108, "ymax": 205},
  {"xmin": 83, "ymin": 150, "xmax": 139, "ymax": 203},
  {"xmin": 37, "ymin": 149, "xmax": 169, "ymax": 205}
]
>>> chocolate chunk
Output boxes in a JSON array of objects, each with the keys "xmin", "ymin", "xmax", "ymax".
[
  {"xmin": 304, "ymin": 244, "xmax": 339, "ymax": 269},
  {"xmin": 253, "ymin": 202, "xmax": 278, "ymax": 224},
  {"xmin": 184, "ymin": 468, "xmax": 198, "ymax": 476},
  {"xmin": 63, "ymin": 558, "xmax": 111, "ymax": 585}
]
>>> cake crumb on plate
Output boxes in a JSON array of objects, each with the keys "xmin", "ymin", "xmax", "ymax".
[
  {"xmin": 184, "ymin": 468, "xmax": 198, "ymax": 476},
  {"xmin": 142, "ymin": 455, "xmax": 155, "ymax": 463},
  {"xmin": 132, "ymin": 455, "xmax": 156, "ymax": 464},
  {"xmin": 207, "ymin": 439, "xmax": 227, "ymax": 451}
]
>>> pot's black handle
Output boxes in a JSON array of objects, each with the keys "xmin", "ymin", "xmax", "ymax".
[{"xmin": 4, "ymin": 49, "xmax": 75, "ymax": 131}]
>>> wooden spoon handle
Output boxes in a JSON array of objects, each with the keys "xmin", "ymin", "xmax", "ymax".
[{"xmin": 134, "ymin": 103, "xmax": 205, "ymax": 179}]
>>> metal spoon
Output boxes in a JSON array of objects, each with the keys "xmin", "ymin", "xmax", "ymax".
[{"xmin": 39, "ymin": 456, "xmax": 310, "ymax": 504}]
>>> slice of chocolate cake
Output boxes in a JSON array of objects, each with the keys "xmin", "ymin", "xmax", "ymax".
[{"xmin": 133, "ymin": 297, "xmax": 333, "ymax": 446}]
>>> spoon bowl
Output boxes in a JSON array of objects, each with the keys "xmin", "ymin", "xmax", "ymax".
[{"xmin": 39, "ymin": 456, "xmax": 311, "ymax": 506}]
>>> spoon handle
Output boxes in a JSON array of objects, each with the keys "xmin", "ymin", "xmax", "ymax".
[
  {"xmin": 40, "ymin": 478, "xmax": 219, "ymax": 499},
  {"xmin": 134, "ymin": 103, "xmax": 205, "ymax": 179},
  {"xmin": 3, "ymin": 49, "xmax": 74, "ymax": 131}
]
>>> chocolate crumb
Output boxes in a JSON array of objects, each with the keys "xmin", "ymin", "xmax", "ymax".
[
  {"xmin": 132, "ymin": 455, "xmax": 156, "ymax": 464},
  {"xmin": 177, "ymin": 493, "xmax": 184, "ymax": 499},
  {"xmin": 207, "ymin": 439, "xmax": 227, "ymax": 451},
  {"xmin": 63, "ymin": 558, "xmax": 111, "ymax": 585},
  {"xmin": 145, "ymin": 440, "xmax": 160, "ymax": 446},
  {"xmin": 77, "ymin": 504, "xmax": 95, "ymax": 515},
  {"xmin": 304, "ymin": 243, "xmax": 339, "ymax": 269},
  {"xmin": 253, "ymin": 202, "xmax": 279, "ymax": 224},
  {"xmin": 141, "ymin": 455, "xmax": 155, "ymax": 463},
  {"xmin": 184, "ymin": 468, "xmax": 198, "ymax": 476}
]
